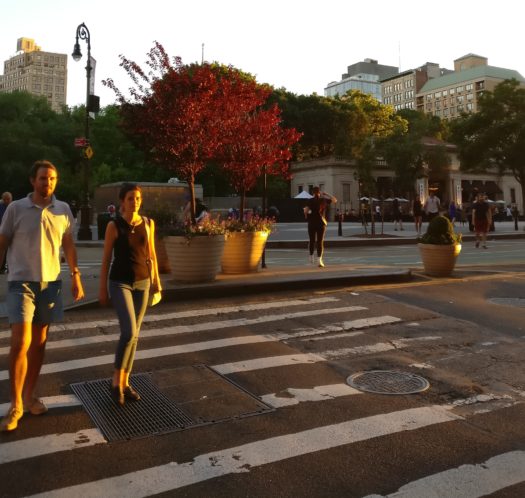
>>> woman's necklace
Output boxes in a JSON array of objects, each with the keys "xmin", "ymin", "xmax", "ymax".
[{"xmin": 126, "ymin": 217, "xmax": 140, "ymax": 234}]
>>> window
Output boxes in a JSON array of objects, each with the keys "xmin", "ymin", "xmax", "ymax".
[
  {"xmin": 456, "ymin": 86, "xmax": 464, "ymax": 93},
  {"xmin": 443, "ymin": 89, "xmax": 448, "ymax": 96},
  {"xmin": 466, "ymin": 83, "xmax": 473, "ymax": 91},
  {"xmin": 298, "ymin": 185, "xmax": 303, "ymax": 194},
  {"xmin": 466, "ymin": 103, "xmax": 473, "ymax": 112},
  {"xmin": 450, "ymin": 88, "xmax": 455, "ymax": 95},
  {"xmin": 342, "ymin": 183, "xmax": 351, "ymax": 203},
  {"xmin": 434, "ymin": 91, "xmax": 442, "ymax": 99},
  {"xmin": 511, "ymin": 188, "xmax": 516, "ymax": 203}
]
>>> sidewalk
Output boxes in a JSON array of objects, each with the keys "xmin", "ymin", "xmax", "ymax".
[{"xmin": 0, "ymin": 220, "xmax": 523, "ymax": 318}]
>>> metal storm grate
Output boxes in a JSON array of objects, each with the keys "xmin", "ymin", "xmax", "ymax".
[
  {"xmin": 346, "ymin": 370, "xmax": 430, "ymax": 395},
  {"xmin": 71, "ymin": 366, "xmax": 274, "ymax": 442},
  {"xmin": 71, "ymin": 374, "xmax": 196, "ymax": 442}
]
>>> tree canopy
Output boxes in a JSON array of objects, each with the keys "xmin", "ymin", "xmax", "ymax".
[
  {"xmin": 450, "ymin": 79, "xmax": 525, "ymax": 207},
  {"xmin": 104, "ymin": 42, "xmax": 300, "ymax": 222}
]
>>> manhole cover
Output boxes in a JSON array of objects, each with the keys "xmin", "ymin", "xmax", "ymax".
[
  {"xmin": 488, "ymin": 298, "xmax": 525, "ymax": 308},
  {"xmin": 346, "ymin": 370, "xmax": 430, "ymax": 395}
]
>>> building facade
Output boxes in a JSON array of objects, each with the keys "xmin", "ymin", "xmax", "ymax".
[
  {"xmin": 416, "ymin": 54, "xmax": 525, "ymax": 120},
  {"xmin": 381, "ymin": 63, "xmax": 450, "ymax": 111},
  {"xmin": 325, "ymin": 58, "xmax": 398, "ymax": 101},
  {"xmin": 290, "ymin": 146, "xmax": 523, "ymax": 217},
  {"xmin": 0, "ymin": 38, "xmax": 67, "ymax": 112}
]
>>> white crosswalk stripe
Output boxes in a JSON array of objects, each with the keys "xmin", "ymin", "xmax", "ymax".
[{"xmin": 0, "ymin": 294, "xmax": 523, "ymax": 497}]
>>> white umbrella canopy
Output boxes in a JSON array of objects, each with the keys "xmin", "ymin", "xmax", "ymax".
[
  {"xmin": 294, "ymin": 191, "xmax": 313, "ymax": 199},
  {"xmin": 360, "ymin": 197, "xmax": 380, "ymax": 202}
]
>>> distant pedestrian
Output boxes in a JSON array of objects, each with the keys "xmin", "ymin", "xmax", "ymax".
[
  {"xmin": 392, "ymin": 198, "xmax": 403, "ymax": 231},
  {"xmin": 304, "ymin": 186, "xmax": 337, "ymax": 267},
  {"xmin": 448, "ymin": 201, "xmax": 457, "ymax": 226},
  {"xmin": 99, "ymin": 183, "xmax": 161, "ymax": 406},
  {"xmin": 424, "ymin": 191, "xmax": 440, "ymax": 221},
  {"xmin": 0, "ymin": 161, "xmax": 84, "ymax": 431},
  {"xmin": 412, "ymin": 196, "xmax": 423, "ymax": 235},
  {"xmin": 472, "ymin": 193, "xmax": 491, "ymax": 249}
]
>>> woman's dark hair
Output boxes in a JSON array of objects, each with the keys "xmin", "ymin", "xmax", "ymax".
[{"xmin": 118, "ymin": 182, "xmax": 142, "ymax": 201}]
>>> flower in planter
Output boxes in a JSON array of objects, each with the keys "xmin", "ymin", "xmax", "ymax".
[
  {"xmin": 224, "ymin": 215, "xmax": 276, "ymax": 235},
  {"xmin": 164, "ymin": 217, "xmax": 227, "ymax": 240}
]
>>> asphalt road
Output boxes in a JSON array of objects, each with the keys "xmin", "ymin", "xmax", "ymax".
[{"xmin": 2, "ymin": 268, "xmax": 525, "ymax": 496}]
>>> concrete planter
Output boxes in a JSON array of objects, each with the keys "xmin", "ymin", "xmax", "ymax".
[
  {"xmin": 418, "ymin": 243, "xmax": 461, "ymax": 277},
  {"xmin": 155, "ymin": 236, "xmax": 171, "ymax": 274},
  {"xmin": 165, "ymin": 234, "xmax": 226, "ymax": 283},
  {"xmin": 221, "ymin": 231, "xmax": 269, "ymax": 274}
]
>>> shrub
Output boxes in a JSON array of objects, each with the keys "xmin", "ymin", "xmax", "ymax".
[{"xmin": 419, "ymin": 215, "xmax": 461, "ymax": 245}]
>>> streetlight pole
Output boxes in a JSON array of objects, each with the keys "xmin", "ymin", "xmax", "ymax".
[{"xmin": 72, "ymin": 22, "xmax": 93, "ymax": 240}]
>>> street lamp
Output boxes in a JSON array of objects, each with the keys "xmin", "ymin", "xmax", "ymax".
[{"xmin": 72, "ymin": 22, "xmax": 93, "ymax": 240}]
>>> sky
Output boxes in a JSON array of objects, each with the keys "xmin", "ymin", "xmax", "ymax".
[{"xmin": 1, "ymin": 0, "xmax": 524, "ymax": 108}]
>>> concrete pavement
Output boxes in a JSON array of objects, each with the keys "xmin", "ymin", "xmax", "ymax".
[{"xmin": 0, "ymin": 220, "xmax": 523, "ymax": 318}]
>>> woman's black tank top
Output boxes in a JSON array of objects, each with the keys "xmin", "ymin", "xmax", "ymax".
[{"xmin": 109, "ymin": 216, "xmax": 150, "ymax": 284}]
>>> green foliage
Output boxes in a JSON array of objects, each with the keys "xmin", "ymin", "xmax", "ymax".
[
  {"xmin": 224, "ymin": 216, "xmax": 275, "ymax": 234},
  {"xmin": 377, "ymin": 110, "xmax": 449, "ymax": 197},
  {"xmin": 419, "ymin": 215, "xmax": 461, "ymax": 245}
]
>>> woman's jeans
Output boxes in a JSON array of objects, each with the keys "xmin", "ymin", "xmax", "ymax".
[
  {"xmin": 109, "ymin": 279, "xmax": 150, "ymax": 373},
  {"xmin": 308, "ymin": 222, "xmax": 326, "ymax": 257}
]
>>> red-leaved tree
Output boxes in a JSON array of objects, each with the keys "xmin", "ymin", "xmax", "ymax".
[
  {"xmin": 103, "ymin": 42, "xmax": 272, "ymax": 222},
  {"xmin": 220, "ymin": 105, "xmax": 302, "ymax": 221}
]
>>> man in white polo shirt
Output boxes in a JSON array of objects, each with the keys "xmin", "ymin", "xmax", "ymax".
[
  {"xmin": 0, "ymin": 160, "xmax": 85, "ymax": 431},
  {"xmin": 424, "ymin": 191, "xmax": 441, "ymax": 221}
]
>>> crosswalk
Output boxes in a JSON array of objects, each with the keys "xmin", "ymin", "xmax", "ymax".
[{"xmin": 0, "ymin": 293, "xmax": 524, "ymax": 497}]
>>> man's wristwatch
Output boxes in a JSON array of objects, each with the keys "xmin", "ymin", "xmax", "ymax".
[{"xmin": 70, "ymin": 268, "xmax": 81, "ymax": 277}]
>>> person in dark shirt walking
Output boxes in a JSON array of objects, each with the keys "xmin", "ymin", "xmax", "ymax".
[
  {"xmin": 99, "ymin": 183, "xmax": 161, "ymax": 405},
  {"xmin": 472, "ymin": 193, "xmax": 491, "ymax": 249},
  {"xmin": 304, "ymin": 187, "xmax": 337, "ymax": 268}
]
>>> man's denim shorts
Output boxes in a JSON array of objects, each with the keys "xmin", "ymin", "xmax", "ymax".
[{"xmin": 6, "ymin": 281, "xmax": 64, "ymax": 324}]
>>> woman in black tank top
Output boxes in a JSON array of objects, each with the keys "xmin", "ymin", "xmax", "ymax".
[{"xmin": 99, "ymin": 183, "xmax": 161, "ymax": 405}]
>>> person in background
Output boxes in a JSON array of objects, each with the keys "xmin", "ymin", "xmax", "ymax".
[
  {"xmin": 424, "ymin": 191, "xmax": 440, "ymax": 221},
  {"xmin": 99, "ymin": 183, "xmax": 161, "ymax": 406},
  {"xmin": 0, "ymin": 191, "xmax": 13, "ymax": 273},
  {"xmin": 472, "ymin": 193, "xmax": 491, "ymax": 249},
  {"xmin": 412, "ymin": 195, "xmax": 423, "ymax": 235},
  {"xmin": 304, "ymin": 186, "xmax": 337, "ymax": 268},
  {"xmin": 0, "ymin": 161, "xmax": 84, "ymax": 431},
  {"xmin": 448, "ymin": 200, "xmax": 457, "ymax": 226},
  {"xmin": 392, "ymin": 197, "xmax": 403, "ymax": 231}
]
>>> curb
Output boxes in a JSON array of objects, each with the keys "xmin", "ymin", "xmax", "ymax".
[
  {"xmin": 62, "ymin": 268, "xmax": 413, "ymax": 312},
  {"xmin": 266, "ymin": 232, "xmax": 525, "ymax": 249}
]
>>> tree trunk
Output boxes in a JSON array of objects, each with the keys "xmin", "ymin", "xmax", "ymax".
[{"xmin": 188, "ymin": 174, "xmax": 196, "ymax": 224}]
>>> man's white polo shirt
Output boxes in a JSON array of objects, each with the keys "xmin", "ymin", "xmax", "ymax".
[{"xmin": 0, "ymin": 194, "xmax": 74, "ymax": 282}]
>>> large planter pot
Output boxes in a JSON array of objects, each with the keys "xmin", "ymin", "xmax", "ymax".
[
  {"xmin": 165, "ymin": 234, "xmax": 226, "ymax": 283},
  {"xmin": 155, "ymin": 236, "xmax": 171, "ymax": 274},
  {"xmin": 418, "ymin": 243, "xmax": 461, "ymax": 277},
  {"xmin": 221, "ymin": 231, "xmax": 269, "ymax": 274}
]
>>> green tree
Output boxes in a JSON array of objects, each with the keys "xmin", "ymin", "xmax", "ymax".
[
  {"xmin": 0, "ymin": 91, "xmax": 79, "ymax": 200},
  {"xmin": 378, "ymin": 109, "xmax": 448, "ymax": 198},
  {"xmin": 450, "ymin": 79, "xmax": 525, "ymax": 208}
]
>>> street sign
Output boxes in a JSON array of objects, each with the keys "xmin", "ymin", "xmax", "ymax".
[
  {"xmin": 83, "ymin": 146, "xmax": 94, "ymax": 159},
  {"xmin": 74, "ymin": 137, "xmax": 88, "ymax": 148}
]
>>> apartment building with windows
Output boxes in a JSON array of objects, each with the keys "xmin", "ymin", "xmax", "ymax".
[
  {"xmin": 381, "ymin": 63, "xmax": 451, "ymax": 111},
  {"xmin": 416, "ymin": 54, "xmax": 524, "ymax": 120},
  {"xmin": 325, "ymin": 58, "xmax": 398, "ymax": 101},
  {"xmin": 0, "ymin": 38, "xmax": 67, "ymax": 112}
]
